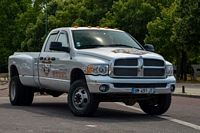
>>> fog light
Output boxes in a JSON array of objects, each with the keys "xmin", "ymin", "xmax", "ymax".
[
  {"xmin": 170, "ymin": 85, "xmax": 175, "ymax": 92},
  {"xmin": 99, "ymin": 85, "xmax": 109, "ymax": 92}
]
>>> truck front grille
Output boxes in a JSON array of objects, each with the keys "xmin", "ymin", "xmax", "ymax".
[
  {"xmin": 111, "ymin": 58, "xmax": 165, "ymax": 78},
  {"xmin": 114, "ymin": 68, "xmax": 137, "ymax": 76}
]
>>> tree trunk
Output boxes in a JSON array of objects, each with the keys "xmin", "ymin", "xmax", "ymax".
[
  {"xmin": 180, "ymin": 51, "xmax": 183, "ymax": 80},
  {"xmin": 182, "ymin": 51, "xmax": 187, "ymax": 81}
]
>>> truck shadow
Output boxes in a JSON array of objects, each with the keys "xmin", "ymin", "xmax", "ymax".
[{"xmin": 0, "ymin": 100, "xmax": 168, "ymax": 124}]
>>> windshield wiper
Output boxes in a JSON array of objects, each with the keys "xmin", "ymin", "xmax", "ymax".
[
  {"xmin": 107, "ymin": 44, "xmax": 133, "ymax": 48},
  {"xmin": 77, "ymin": 44, "xmax": 105, "ymax": 49},
  {"xmin": 107, "ymin": 44, "xmax": 143, "ymax": 50}
]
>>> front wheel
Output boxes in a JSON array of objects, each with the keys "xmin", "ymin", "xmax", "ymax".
[
  {"xmin": 139, "ymin": 94, "xmax": 172, "ymax": 115},
  {"xmin": 68, "ymin": 80, "xmax": 99, "ymax": 116}
]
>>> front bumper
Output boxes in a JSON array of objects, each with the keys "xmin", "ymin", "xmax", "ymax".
[{"xmin": 86, "ymin": 75, "xmax": 176, "ymax": 94}]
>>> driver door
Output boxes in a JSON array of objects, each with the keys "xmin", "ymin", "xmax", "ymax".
[{"xmin": 39, "ymin": 30, "xmax": 71, "ymax": 91}]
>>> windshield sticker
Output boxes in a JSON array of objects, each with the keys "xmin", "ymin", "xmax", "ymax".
[
  {"xmin": 77, "ymin": 42, "xmax": 81, "ymax": 47},
  {"xmin": 112, "ymin": 49, "xmax": 148, "ymax": 55}
]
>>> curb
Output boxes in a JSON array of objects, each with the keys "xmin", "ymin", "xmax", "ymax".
[{"xmin": 173, "ymin": 93, "xmax": 200, "ymax": 98}]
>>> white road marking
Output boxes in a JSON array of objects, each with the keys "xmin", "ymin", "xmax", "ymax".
[
  {"xmin": 115, "ymin": 102, "xmax": 200, "ymax": 131},
  {"xmin": 115, "ymin": 102, "xmax": 143, "ymax": 112},
  {"xmin": 85, "ymin": 125, "xmax": 98, "ymax": 128},
  {"xmin": 158, "ymin": 116, "xmax": 200, "ymax": 130}
]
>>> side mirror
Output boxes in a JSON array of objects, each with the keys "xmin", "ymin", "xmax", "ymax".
[
  {"xmin": 144, "ymin": 44, "xmax": 154, "ymax": 52},
  {"xmin": 49, "ymin": 42, "xmax": 70, "ymax": 53}
]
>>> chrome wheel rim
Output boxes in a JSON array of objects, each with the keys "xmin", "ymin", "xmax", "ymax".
[
  {"xmin": 72, "ymin": 87, "xmax": 89, "ymax": 110},
  {"xmin": 10, "ymin": 81, "xmax": 16, "ymax": 101}
]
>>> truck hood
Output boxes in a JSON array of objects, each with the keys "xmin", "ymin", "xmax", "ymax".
[{"xmin": 76, "ymin": 48, "xmax": 164, "ymax": 60}]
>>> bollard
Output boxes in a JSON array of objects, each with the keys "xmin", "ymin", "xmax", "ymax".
[{"xmin": 182, "ymin": 86, "xmax": 185, "ymax": 93}]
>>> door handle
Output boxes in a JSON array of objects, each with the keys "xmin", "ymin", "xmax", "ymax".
[
  {"xmin": 51, "ymin": 57, "xmax": 56, "ymax": 61},
  {"xmin": 39, "ymin": 57, "xmax": 43, "ymax": 60}
]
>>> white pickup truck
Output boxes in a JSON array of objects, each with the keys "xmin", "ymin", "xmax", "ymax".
[{"xmin": 8, "ymin": 27, "xmax": 176, "ymax": 116}]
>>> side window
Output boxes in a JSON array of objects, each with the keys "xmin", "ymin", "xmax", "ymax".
[
  {"xmin": 57, "ymin": 32, "xmax": 69, "ymax": 47},
  {"xmin": 44, "ymin": 33, "xmax": 58, "ymax": 52}
]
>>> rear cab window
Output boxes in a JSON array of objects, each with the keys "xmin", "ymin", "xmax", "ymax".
[{"xmin": 44, "ymin": 31, "xmax": 59, "ymax": 52}]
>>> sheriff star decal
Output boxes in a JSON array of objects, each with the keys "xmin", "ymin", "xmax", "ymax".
[{"xmin": 42, "ymin": 56, "xmax": 52, "ymax": 76}]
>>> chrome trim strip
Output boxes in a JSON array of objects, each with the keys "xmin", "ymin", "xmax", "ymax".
[{"xmin": 138, "ymin": 56, "xmax": 143, "ymax": 77}]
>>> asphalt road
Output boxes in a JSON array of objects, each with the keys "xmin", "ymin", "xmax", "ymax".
[{"xmin": 0, "ymin": 93, "xmax": 200, "ymax": 133}]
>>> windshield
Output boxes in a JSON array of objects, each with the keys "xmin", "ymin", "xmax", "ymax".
[{"xmin": 72, "ymin": 30, "xmax": 143, "ymax": 50}]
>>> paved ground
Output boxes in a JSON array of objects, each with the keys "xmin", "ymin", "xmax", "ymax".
[
  {"xmin": 174, "ymin": 83, "xmax": 200, "ymax": 98},
  {"xmin": 0, "ymin": 83, "xmax": 8, "ymax": 97},
  {"xmin": 1, "ymin": 88, "xmax": 200, "ymax": 133},
  {"xmin": 1, "ymin": 82, "xmax": 200, "ymax": 133}
]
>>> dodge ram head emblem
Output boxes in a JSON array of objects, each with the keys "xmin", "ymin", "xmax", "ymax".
[{"xmin": 42, "ymin": 56, "xmax": 51, "ymax": 76}]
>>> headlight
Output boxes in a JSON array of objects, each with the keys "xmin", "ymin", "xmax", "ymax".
[
  {"xmin": 87, "ymin": 65, "xmax": 108, "ymax": 75},
  {"xmin": 165, "ymin": 65, "xmax": 173, "ymax": 76}
]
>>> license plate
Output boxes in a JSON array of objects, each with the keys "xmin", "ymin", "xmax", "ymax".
[{"xmin": 132, "ymin": 88, "xmax": 155, "ymax": 94}]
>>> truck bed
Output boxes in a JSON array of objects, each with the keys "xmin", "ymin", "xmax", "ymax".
[{"xmin": 9, "ymin": 52, "xmax": 40, "ymax": 87}]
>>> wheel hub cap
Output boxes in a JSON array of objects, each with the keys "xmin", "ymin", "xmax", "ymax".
[{"xmin": 73, "ymin": 88, "xmax": 89, "ymax": 110}]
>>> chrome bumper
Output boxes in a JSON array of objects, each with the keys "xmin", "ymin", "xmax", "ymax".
[{"xmin": 86, "ymin": 75, "xmax": 176, "ymax": 94}]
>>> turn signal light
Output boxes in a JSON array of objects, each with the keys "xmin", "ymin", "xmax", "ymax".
[{"xmin": 87, "ymin": 65, "xmax": 93, "ymax": 74}]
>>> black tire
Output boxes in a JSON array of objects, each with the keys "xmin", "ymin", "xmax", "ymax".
[
  {"xmin": 139, "ymin": 94, "xmax": 171, "ymax": 115},
  {"xmin": 9, "ymin": 76, "xmax": 25, "ymax": 105},
  {"xmin": 22, "ymin": 87, "xmax": 34, "ymax": 105},
  {"xmin": 68, "ymin": 80, "xmax": 99, "ymax": 117}
]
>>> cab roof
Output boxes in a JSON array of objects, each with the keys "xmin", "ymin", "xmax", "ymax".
[{"xmin": 51, "ymin": 27, "xmax": 124, "ymax": 32}]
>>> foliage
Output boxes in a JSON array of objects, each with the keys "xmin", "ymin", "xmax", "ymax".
[
  {"xmin": 0, "ymin": 0, "xmax": 32, "ymax": 67},
  {"xmin": 171, "ymin": 0, "xmax": 200, "ymax": 62},
  {"xmin": 144, "ymin": 2, "xmax": 178, "ymax": 64},
  {"xmin": 100, "ymin": 0, "xmax": 156, "ymax": 44},
  {"xmin": 0, "ymin": 0, "xmax": 200, "ymax": 72}
]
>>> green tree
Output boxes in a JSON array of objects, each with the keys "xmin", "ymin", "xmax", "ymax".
[
  {"xmin": 171, "ymin": 0, "xmax": 200, "ymax": 80},
  {"xmin": 21, "ymin": 0, "xmax": 86, "ymax": 52},
  {"xmin": 83, "ymin": 0, "xmax": 114, "ymax": 26},
  {"xmin": 171, "ymin": 0, "xmax": 200, "ymax": 59},
  {"xmin": 100, "ymin": 0, "xmax": 156, "ymax": 44},
  {"xmin": 144, "ymin": 2, "xmax": 178, "ymax": 63},
  {"xmin": 0, "ymin": 0, "xmax": 32, "ymax": 67},
  {"xmin": 17, "ymin": 0, "xmax": 46, "ymax": 51}
]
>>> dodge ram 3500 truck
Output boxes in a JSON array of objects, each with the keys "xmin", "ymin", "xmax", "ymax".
[{"xmin": 8, "ymin": 27, "xmax": 176, "ymax": 116}]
